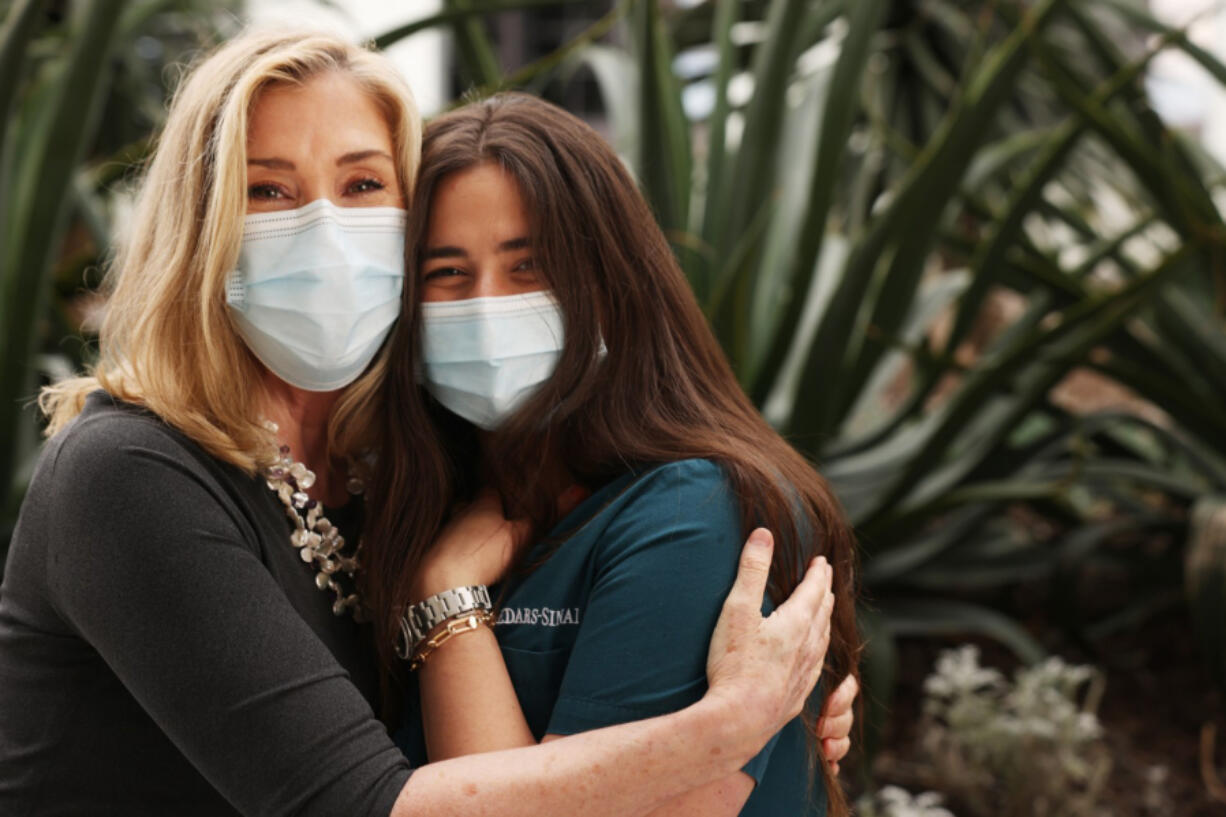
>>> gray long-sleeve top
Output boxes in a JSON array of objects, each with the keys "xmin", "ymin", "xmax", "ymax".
[{"xmin": 0, "ymin": 391, "xmax": 411, "ymax": 816}]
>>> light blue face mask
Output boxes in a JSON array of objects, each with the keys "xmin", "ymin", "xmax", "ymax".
[
  {"xmin": 225, "ymin": 198, "xmax": 406, "ymax": 391},
  {"xmin": 420, "ymin": 291, "xmax": 567, "ymax": 430}
]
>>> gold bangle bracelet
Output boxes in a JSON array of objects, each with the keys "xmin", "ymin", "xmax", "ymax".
[{"xmin": 408, "ymin": 610, "xmax": 495, "ymax": 671}]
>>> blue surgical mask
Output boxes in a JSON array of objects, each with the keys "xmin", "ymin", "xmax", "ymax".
[
  {"xmin": 225, "ymin": 198, "xmax": 406, "ymax": 391},
  {"xmin": 420, "ymin": 291, "xmax": 566, "ymax": 430}
]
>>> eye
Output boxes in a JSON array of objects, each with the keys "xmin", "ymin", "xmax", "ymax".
[
  {"xmin": 348, "ymin": 177, "xmax": 386, "ymax": 195},
  {"xmin": 423, "ymin": 266, "xmax": 466, "ymax": 282},
  {"xmin": 248, "ymin": 183, "xmax": 287, "ymax": 200},
  {"xmin": 511, "ymin": 257, "xmax": 537, "ymax": 274}
]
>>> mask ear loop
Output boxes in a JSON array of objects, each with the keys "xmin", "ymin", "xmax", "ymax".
[{"xmin": 225, "ymin": 270, "xmax": 246, "ymax": 308}]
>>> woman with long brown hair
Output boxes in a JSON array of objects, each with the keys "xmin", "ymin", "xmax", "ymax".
[{"xmin": 368, "ymin": 93, "xmax": 861, "ymax": 816}]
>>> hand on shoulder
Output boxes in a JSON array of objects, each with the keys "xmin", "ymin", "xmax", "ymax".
[{"xmin": 703, "ymin": 529, "xmax": 835, "ymax": 753}]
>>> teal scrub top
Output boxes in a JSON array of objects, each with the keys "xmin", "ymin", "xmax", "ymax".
[{"xmin": 396, "ymin": 458, "xmax": 825, "ymax": 817}]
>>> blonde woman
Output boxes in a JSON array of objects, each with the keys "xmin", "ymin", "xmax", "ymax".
[{"xmin": 0, "ymin": 30, "xmax": 842, "ymax": 817}]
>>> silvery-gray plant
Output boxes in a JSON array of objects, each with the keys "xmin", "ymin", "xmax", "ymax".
[{"xmin": 918, "ymin": 645, "xmax": 1110, "ymax": 817}]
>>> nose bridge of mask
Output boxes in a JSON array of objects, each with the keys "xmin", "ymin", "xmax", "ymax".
[
  {"xmin": 225, "ymin": 199, "xmax": 407, "ymax": 391},
  {"xmin": 234, "ymin": 200, "xmax": 405, "ymax": 286},
  {"xmin": 421, "ymin": 292, "xmax": 564, "ymax": 365},
  {"xmin": 233, "ymin": 200, "xmax": 405, "ymax": 327}
]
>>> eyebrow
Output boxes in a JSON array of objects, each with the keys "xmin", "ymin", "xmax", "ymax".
[
  {"xmin": 337, "ymin": 149, "xmax": 394, "ymax": 166},
  {"xmin": 423, "ymin": 237, "xmax": 532, "ymax": 260},
  {"xmin": 247, "ymin": 157, "xmax": 294, "ymax": 170},
  {"xmin": 246, "ymin": 149, "xmax": 394, "ymax": 170}
]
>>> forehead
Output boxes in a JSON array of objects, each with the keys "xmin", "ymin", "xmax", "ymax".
[
  {"xmin": 426, "ymin": 162, "xmax": 531, "ymax": 241},
  {"xmin": 246, "ymin": 72, "xmax": 393, "ymax": 153}
]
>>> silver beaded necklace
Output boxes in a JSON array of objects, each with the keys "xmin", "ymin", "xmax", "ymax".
[{"xmin": 262, "ymin": 422, "xmax": 365, "ymax": 621}]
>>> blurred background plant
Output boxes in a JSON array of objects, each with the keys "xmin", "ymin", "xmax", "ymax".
[
  {"xmin": 0, "ymin": 0, "xmax": 240, "ymax": 553},
  {"xmin": 918, "ymin": 645, "xmax": 1109, "ymax": 817},
  {"xmin": 860, "ymin": 645, "xmax": 1111, "ymax": 817},
  {"xmin": 858, "ymin": 785, "xmax": 958, "ymax": 817},
  {"xmin": 3, "ymin": 0, "xmax": 1225, "ymax": 811}
]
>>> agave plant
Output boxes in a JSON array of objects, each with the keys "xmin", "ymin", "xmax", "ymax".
[{"xmin": 0, "ymin": 0, "xmax": 126, "ymax": 537}]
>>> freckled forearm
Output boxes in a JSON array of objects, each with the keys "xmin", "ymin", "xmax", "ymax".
[
  {"xmin": 417, "ymin": 626, "xmax": 536, "ymax": 759},
  {"xmin": 392, "ymin": 697, "xmax": 752, "ymax": 817}
]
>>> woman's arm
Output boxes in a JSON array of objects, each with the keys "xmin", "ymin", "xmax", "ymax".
[
  {"xmin": 411, "ymin": 489, "xmax": 536, "ymax": 757},
  {"xmin": 416, "ymin": 620, "xmax": 535, "ymax": 756},
  {"xmin": 396, "ymin": 529, "xmax": 834, "ymax": 817},
  {"xmin": 397, "ymin": 696, "xmax": 751, "ymax": 817},
  {"xmin": 542, "ymin": 733, "xmax": 756, "ymax": 817}
]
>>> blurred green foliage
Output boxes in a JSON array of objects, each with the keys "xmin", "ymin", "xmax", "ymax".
[
  {"xmin": 4, "ymin": 0, "xmax": 1226, "ymax": 764},
  {"xmin": 0, "ymin": 0, "xmax": 239, "ymax": 555}
]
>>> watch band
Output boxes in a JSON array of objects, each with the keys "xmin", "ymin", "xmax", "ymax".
[{"xmin": 396, "ymin": 585, "xmax": 493, "ymax": 659}]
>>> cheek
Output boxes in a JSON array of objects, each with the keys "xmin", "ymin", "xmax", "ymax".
[{"xmin": 419, "ymin": 287, "xmax": 453, "ymax": 303}]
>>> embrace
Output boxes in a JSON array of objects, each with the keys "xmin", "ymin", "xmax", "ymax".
[{"xmin": 0, "ymin": 30, "xmax": 860, "ymax": 817}]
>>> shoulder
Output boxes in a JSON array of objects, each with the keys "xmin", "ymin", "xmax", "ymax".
[
  {"xmin": 28, "ymin": 391, "xmax": 251, "ymax": 541},
  {"xmin": 45, "ymin": 391, "xmax": 217, "ymax": 482},
  {"xmin": 590, "ymin": 458, "xmax": 743, "ymax": 566},
  {"xmin": 27, "ymin": 393, "xmax": 265, "ymax": 599},
  {"xmin": 618, "ymin": 458, "xmax": 735, "ymax": 512}
]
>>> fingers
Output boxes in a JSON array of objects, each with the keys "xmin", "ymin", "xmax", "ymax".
[
  {"xmin": 819, "ymin": 674, "xmax": 859, "ymax": 726},
  {"xmin": 822, "ymin": 737, "xmax": 851, "ymax": 764},
  {"xmin": 776, "ymin": 554, "xmax": 831, "ymax": 627},
  {"xmin": 818, "ymin": 708, "xmax": 853, "ymax": 741},
  {"xmin": 802, "ymin": 590, "xmax": 834, "ymax": 694},
  {"xmin": 809, "ymin": 581, "xmax": 834, "ymax": 649},
  {"xmin": 725, "ymin": 529, "xmax": 775, "ymax": 610},
  {"xmin": 814, "ymin": 591, "xmax": 833, "ymax": 662}
]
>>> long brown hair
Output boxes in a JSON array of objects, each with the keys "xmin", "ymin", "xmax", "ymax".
[{"xmin": 366, "ymin": 93, "xmax": 859, "ymax": 813}]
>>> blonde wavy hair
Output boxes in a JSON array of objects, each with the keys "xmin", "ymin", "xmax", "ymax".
[{"xmin": 39, "ymin": 29, "xmax": 422, "ymax": 473}]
